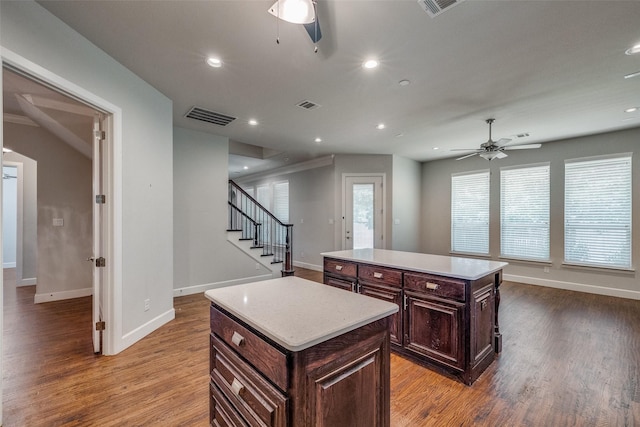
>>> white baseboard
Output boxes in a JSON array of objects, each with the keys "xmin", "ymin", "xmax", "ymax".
[
  {"xmin": 173, "ymin": 273, "xmax": 274, "ymax": 297},
  {"xmin": 119, "ymin": 308, "xmax": 176, "ymax": 353},
  {"xmin": 34, "ymin": 287, "xmax": 92, "ymax": 303},
  {"xmin": 3, "ymin": 262, "xmax": 16, "ymax": 268},
  {"xmin": 504, "ymin": 274, "xmax": 640, "ymax": 300},
  {"xmin": 18, "ymin": 277, "xmax": 37, "ymax": 287},
  {"xmin": 293, "ymin": 261, "xmax": 322, "ymax": 272}
]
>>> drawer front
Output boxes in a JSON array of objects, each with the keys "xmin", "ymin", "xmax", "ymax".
[
  {"xmin": 324, "ymin": 275, "xmax": 355, "ymax": 292},
  {"xmin": 324, "ymin": 258, "xmax": 358, "ymax": 279},
  {"xmin": 210, "ymin": 382, "xmax": 249, "ymax": 427},
  {"xmin": 404, "ymin": 272, "xmax": 466, "ymax": 302},
  {"xmin": 211, "ymin": 335, "xmax": 288, "ymax": 427},
  {"xmin": 210, "ymin": 306, "xmax": 288, "ymax": 390},
  {"xmin": 358, "ymin": 264, "xmax": 402, "ymax": 288}
]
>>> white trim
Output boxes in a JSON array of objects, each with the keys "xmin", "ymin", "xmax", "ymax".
[
  {"xmin": 341, "ymin": 173, "xmax": 387, "ymax": 250},
  {"xmin": 504, "ymin": 274, "xmax": 640, "ymax": 300},
  {"xmin": 2, "ymin": 263, "xmax": 16, "ymax": 269},
  {"xmin": 2, "ymin": 47, "xmax": 123, "ymax": 356},
  {"xmin": 3, "ymin": 161, "xmax": 24, "ymax": 287},
  {"xmin": 34, "ymin": 287, "xmax": 92, "ymax": 303},
  {"xmin": 173, "ymin": 274, "xmax": 274, "ymax": 297},
  {"xmin": 18, "ymin": 277, "xmax": 36, "ymax": 287},
  {"xmin": 119, "ymin": 308, "xmax": 175, "ymax": 352},
  {"xmin": 236, "ymin": 155, "xmax": 334, "ymax": 183},
  {"xmin": 293, "ymin": 260, "xmax": 322, "ymax": 272}
]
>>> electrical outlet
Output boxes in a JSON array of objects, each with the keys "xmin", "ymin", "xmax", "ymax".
[
  {"xmin": 543, "ymin": 267, "xmax": 550, "ymax": 273},
  {"xmin": 255, "ymin": 263, "xmax": 260, "ymax": 270},
  {"xmin": 144, "ymin": 299, "xmax": 150, "ymax": 311}
]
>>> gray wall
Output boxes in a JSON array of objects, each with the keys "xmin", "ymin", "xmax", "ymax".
[
  {"xmin": 392, "ymin": 155, "xmax": 421, "ymax": 252},
  {"xmin": 421, "ymin": 127, "xmax": 640, "ymax": 298},
  {"xmin": 173, "ymin": 127, "xmax": 270, "ymax": 293},
  {"xmin": 4, "ymin": 122, "xmax": 92, "ymax": 297},
  {"xmin": 2, "ymin": 1, "xmax": 175, "ymax": 352}
]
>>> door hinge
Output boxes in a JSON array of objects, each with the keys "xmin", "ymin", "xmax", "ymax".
[
  {"xmin": 96, "ymin": 257, "xmax": 106, "ymax": 267},
  {"xmin": 95, "ymin": 321, "xmax": 106, "ymax": 331},
  {"xmin": 96, "ymin": 195, "xmax": 106, "ymax": 204},
  {"xmin": 94, "ymin": 130, "xmax": 106, "ymax": 140}
]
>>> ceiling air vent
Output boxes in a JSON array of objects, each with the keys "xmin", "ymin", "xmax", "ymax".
[
  {"xmin": 296, "ymin": 100, "xmax": 321, "ymax": 110},
  {"xmin": 185, "ymin": 106, "xmax": 236, "ymax": 126},
  {"xmin": 418, "ymin": 0, "xmax": 465, "ymax": 18}
]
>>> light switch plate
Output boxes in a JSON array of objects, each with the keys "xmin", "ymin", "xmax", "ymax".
[{"xmin": 53, "ymin": 218, "xmax": 64, "ymax": 227}]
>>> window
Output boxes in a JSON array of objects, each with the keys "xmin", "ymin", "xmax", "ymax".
[
  {"xmin": 564, "ymin": 154, "xmax": 632, "ymax": 269},
  {"xmin": 500, "ymin": 164, "xmax": 550, "ymax": 261},
  {"xmin": 451, "ymin": 171, "xmax": 490, "ymax": 254},
  {"xmin": 273, "ymin": 181, "xmax": 289, "ymax": 224}
]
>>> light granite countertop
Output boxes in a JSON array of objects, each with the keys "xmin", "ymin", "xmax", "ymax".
[
  {"xmin": 321, "ymin": 249, "xmax": 507, "ymax": 280},
  {"xmin": 205, "ymin": 276, "xmax": 398, "ymax": 352}
]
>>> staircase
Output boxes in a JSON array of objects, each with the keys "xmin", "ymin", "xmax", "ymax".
[{"xmin": 228, "ymin": 180, "xmax": 294, "ymax": 276}]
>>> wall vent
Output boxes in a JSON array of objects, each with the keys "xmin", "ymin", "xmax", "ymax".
[
  {"xmin": 418, "ymin": 0, "xmax": 465, "ymax": 18},
  {"xmin": 296, "ymin": 100, "xmax": 321, "ymax": 110},
  {"xmin": 185, "ymin": 106, "xmax": 236, "ymax": 126}
]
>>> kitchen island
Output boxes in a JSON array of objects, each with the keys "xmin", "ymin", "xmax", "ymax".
[
  {"xmin": 321, "ymin": 249, "xmax": 507, "ymax": 385},
  {"xmin": 205, "ymin": 276, "xmax": 398, "ymax": 426}
]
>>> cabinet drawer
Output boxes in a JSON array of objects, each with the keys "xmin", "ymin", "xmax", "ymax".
[
  {"xmin": 324, "ymin": 258, "xmax": 358, "ymax": 279},
  {"xmin": 404, "ymin": 272, "xmax": 466, "ymax": 302},
  {"xmin": 210, "ymin": 306, "xmax": 288, "ymax": 390},
  {"xmin": 358, "ymin": 264, "xmax": 402, "ymax": 288},
  {"xmin": 211, "ymin": 335, "xmax": 288, "ymax": 427},
  {"xmin": 210, "ymin": 382, "xmax": 249, "ymax": 427},
  {"xmin": 324, "ymin": 275, "xmax": 355, "ymax": 292}
]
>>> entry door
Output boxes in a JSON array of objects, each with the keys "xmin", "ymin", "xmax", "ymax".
[
  {"xmin": 344, "ymin": 175, "xmax": 383, "ymax": 250},
  {"xmin": 92, "ymin": 114, "xmax": 106, "ymax": 354}
]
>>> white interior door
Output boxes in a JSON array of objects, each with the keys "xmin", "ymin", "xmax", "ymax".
[
  {"xmin": 92, "ymin": 114, "xmax": 106, "ymax": 354},
  {"xmin": 344, "ymin": 175, "xmax": 383, "ymax": 250}
]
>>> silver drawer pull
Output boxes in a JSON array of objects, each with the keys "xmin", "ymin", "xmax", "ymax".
[
  {"xmin": 335, "ymin": 265, "xmax": 343, "ymax": 271},
  {"xmin": 231, "ymin": 378, "xmax": 244, "ymax": 396},
  {"xmin": 426, "ymin": 282, "xmax": 439, "ymax": 290},
  {"xmin": 373, "ymin": 272, "xmax": 383, "ymax": 279},
  {"xmin": 231, "ymin": 331, "xmax": 245, "ymax": 347}
]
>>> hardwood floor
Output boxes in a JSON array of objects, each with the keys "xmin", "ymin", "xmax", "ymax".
[{"xmin": 3, "ymin": 268, "xmax": 639, "ymax": 426}]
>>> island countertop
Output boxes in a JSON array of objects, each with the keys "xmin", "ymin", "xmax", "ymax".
[
  {"xmin": 321, "ymin": 248, "xmax": 507, "ymax": 280},
  {"xmin": 204, "ymin": 276, "xmax": 398, "ymax": 352}
]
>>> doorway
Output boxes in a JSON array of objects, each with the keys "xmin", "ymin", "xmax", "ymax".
[{"xmin": 342, "ymin": 174, "xmax": 385, "ymax": 250}]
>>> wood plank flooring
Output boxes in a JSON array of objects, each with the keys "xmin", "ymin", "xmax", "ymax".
[{"xmin": 3, "ymin": 268, "xmax": 639, "ymax": 426}]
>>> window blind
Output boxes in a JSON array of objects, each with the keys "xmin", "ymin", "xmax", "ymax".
[
  {"xmin": 273, "ymin": 181, "xmax": 289, "ymax": 224},
  {"xmin": 564, "ymin": 155, "xmax": 632, "ymax": 269},
  {"xmin": 256, "ymin": 184, "xmax": 270, "ymax": 210},
  {"xmin": 451, "ymin": 171, "xmax": 490, "ymax": 254},
  {"xmin": 500, "ymin": 164, "xmax": 550, "ymax": 261}
]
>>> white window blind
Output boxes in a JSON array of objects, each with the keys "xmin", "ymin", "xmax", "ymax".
[
  {"xmin": 273, "ymin": 181, "xmax": 289, "ymax": 223},
  {"xmin": 256, "ymin": 184, "xmax": 270, "ymax": 210},
  {"xmin": 500, "ymin": 164, "xmax": 550, "ymax": 261},
  {"xmin": 564, "ymin": 154, "xmax": 632, "ymax": 269},
  {"xmin": 451, "ymin": 171, "xmax": 490, "ymax": 254}
]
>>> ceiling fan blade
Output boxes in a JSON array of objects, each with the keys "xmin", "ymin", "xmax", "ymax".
[
  {"xmin": 450, "ymin": 148, "xmax": 482, "ymax": 152},
  {"xmin": 496, "ymin": 138, "xmax": 512, "ymax": 147},
  {"xmin": 456, "ymin": 152, "xmax": 479, "ymax": 160},
  {"xmin": 503, "ymin": 143, "xmax": 542, "ymax": 150},
  {"xmin": 303, "ymin": 4, "xmax": 322, "ymax": 42}
]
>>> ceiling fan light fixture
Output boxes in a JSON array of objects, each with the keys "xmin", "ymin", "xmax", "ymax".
[
  {"xmin": 268, "ymin": 0, "xmax": 315, "ymax": 24},
  {"xmin": 479, "ymin": 151, "xmax": 507, "ymax": 161}
]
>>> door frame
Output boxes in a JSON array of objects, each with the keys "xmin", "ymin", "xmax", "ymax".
[
  {"xmin": 341, "ymin": 173, "xmax": 386, "ymax": 250},
  {"xmin": 2, "ymin": 47, "xmax": 122, "ymax": 356}
]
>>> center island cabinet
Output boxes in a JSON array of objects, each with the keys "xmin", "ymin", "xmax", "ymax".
[
  {"xmin": 205, "ymin": 276, "xmax": 398, "ymax": 427},
  {"xmin": 321, "ymin": 249, "xmax": 508, "ymax": 385}
]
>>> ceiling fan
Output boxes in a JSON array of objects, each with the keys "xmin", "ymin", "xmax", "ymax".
[
  {"xmin": 452, "ymin": 119, "xmax": 541, "ymax": 161},
  {"xmin": 268, "ymin": 0, "xmax": 322, "ymax": 47}
]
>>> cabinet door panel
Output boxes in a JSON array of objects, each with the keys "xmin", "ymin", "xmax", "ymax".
[
  {"xmin": 472, "ymin": 285, "xmax": 495, "ymax": 366},
  {"xmin": 404, "ymin": 292, "xmax": 464, "ymax": 370},
  {"xmin": 359, "ymin": 283, "xmax": 402, "ymax": 346}
]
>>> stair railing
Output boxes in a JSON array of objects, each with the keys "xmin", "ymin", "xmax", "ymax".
[{"xmin": 228, "ymin": 180, "xmax": 294, "ymax": 276}]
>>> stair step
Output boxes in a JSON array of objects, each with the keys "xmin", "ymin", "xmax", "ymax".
[
  {"xmin": 227, "ymin": 229, "xmax": 242, "ymax": 232},
  {"xmin": 251, "ymin": 246, "xmax": 265, "ymax": 250},
  {"xmin": 260, "ymin": 253, "xmax": 274, "ymax": 257},
  {"xmin": 239, "ymin": 238, "xmax": 254, "ymax": 241}
]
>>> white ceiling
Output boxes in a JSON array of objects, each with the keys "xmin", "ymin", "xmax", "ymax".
[{"xmin": 37, "ymin": 1, "xmax": 640, "ymax": 177}]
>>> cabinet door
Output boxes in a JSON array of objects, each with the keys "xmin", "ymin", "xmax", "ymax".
[
  {"xmin": 404, "ymin": 292, "xmax": 465, "ymax": 370},
  {"xmin": 324, "ymin": 275, "xmax": 355, "ymax": 292},
  {"xmin": 471, "ymin": 285, "xmax": 495, "ymax": 366},
  {"xmin": 359, "ymin": 282, "xmax": 402, "ymax": 346}
]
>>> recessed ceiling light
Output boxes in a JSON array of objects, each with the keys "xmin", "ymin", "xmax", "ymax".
[
  {"xmin": 398, "ymin": 79, "xmax": 410, "ymax": 86},
  {"xmin": 433, "ymin": 147, "xmax": 439, "ymax": 150},
  {"xmin": 362, "ymin": 59, "xmax": 379, "ymax": 69},
  {"xmin": 243, "ymin": 166, "xmax": 249, "ymax": 170},
  {"xmin": 625, "ymin": 44, "xmax": 640, "ymax": 55},
  {"xmin": 206, "ymin": 57, "xmax": 223, "ymax": 68},
  {"xmin": 624, "ymin": 107, "xmax": 638, "ymax": 113},
  {"xmin": 314, "ymin": 137, "xmax": 322, "ymax": 143},
  {"xmin": 248, "ymin": 119, "xmax": 258, "ymax": 126},
  {"xmin": 376, "ymin": 123, "xmax": 385, "ymax": 130}
]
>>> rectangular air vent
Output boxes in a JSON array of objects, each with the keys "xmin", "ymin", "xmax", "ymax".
[
  {"xmin": 296, "ymin": 100, "xmax": 321, "ymax": 110},
  {"xmin": 185, "ymin": 106, "xmax": 236, "ymax": 126},
  {"xmin": 418, "ymin": 0, "xmax": 465, "ymax": 18}
]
